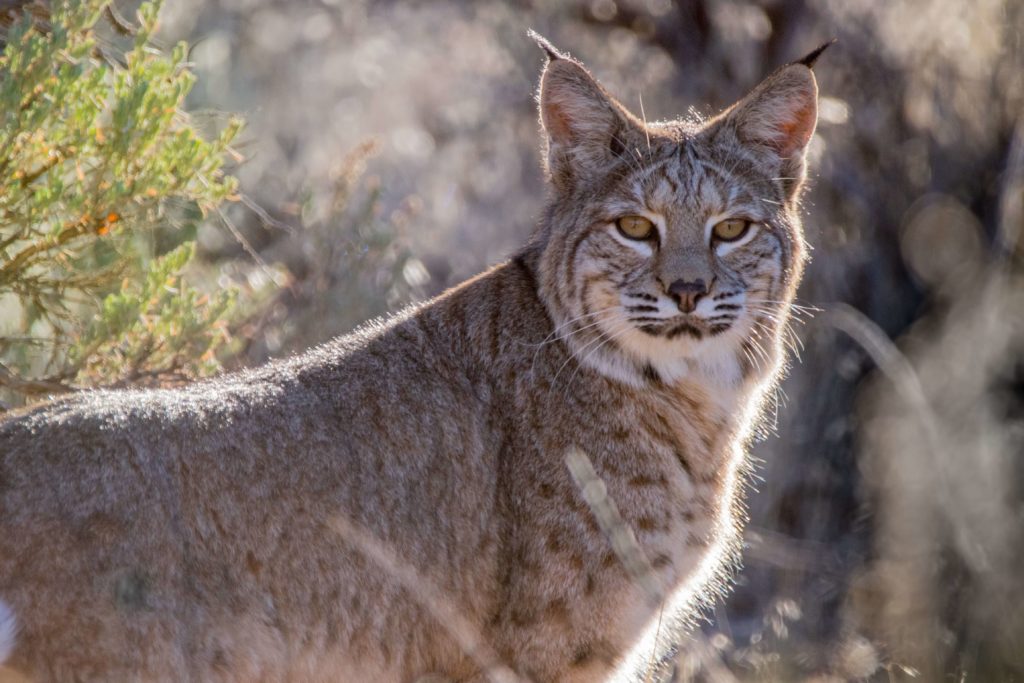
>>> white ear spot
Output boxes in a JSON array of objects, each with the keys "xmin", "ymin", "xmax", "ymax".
[{"xmin": 0, "ymin": 599, "xmax": 16, "ymax": 664}]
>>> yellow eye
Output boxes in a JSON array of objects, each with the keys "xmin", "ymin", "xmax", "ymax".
[
  {"xmin": 712, "ymin": 219, "xmax": 752, "ymax": 242},
  {"xmin": 616, "ymin": 215, "xmax": 655, "ymax": 240}
]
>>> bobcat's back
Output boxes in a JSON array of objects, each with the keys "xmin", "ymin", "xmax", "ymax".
[{"xmin": 0, "ymin": 258, "xmax": 550, "ymax": 681}]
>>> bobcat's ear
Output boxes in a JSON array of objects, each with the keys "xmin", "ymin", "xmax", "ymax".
[
  {"xmin": 714, "ymin": 54, "xmax": 822, "ymax": 199},
  {"xmin": 532, "ymin": 33, "xmax": 638, "ymax": 190}
]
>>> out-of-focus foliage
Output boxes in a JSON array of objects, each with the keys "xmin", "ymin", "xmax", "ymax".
[
  {"xmin": 225, "ymin": 140, "xmax": 424, "ymax": 364},
  {"xmin": 70, "ymin": 243, "xmax": 234, "ymax": 387},
  {"xmin": 0, "ymin": 0, "xmax": 241, "ymax": 406}
]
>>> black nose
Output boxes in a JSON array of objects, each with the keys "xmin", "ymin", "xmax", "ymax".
[{"xmin": 667, "ymin": 278, "xmax": 707, "ymax": 313}]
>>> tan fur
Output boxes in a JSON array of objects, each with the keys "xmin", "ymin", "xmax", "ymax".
[{"xmin": 0, "ymin": 38, "xmax": 821, "ymax": 682}]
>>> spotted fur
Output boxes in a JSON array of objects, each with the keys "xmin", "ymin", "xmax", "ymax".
[{"xmin": 0, "ymin": 37, "xmax": 821, "ymax": 683}]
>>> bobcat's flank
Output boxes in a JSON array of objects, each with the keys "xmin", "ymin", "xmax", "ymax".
[{"xmin": 0, "ymin": 35, "xmax": 824, "ymax": 683}]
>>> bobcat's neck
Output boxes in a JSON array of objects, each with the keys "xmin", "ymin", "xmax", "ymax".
[{"xmin": 433, "ymin": 249, "xmax": 778, "ymax": 459}]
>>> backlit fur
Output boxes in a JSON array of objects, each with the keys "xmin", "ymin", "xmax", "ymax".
[{"xmin": 0, "ymin": 37, "xmax": 820, "ymax": 683}]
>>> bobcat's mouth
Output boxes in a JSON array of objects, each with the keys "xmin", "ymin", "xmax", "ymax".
[
  {"xmin": 623, "ymin": 291, "xmax": 744, "ymax": 341},
  {"xmin": 632, "ymin": 315, "xmax": 734, "ymax": 340}
]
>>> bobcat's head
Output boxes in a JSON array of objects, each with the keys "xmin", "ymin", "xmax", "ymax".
[{"xmin": 532, "ymin": 35, "xmax": 822, "ymax": 389}]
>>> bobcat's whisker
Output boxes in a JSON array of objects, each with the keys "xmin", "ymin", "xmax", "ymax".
[
  {"xmin": 551, "ymin": 318, "xmax": 634, "ymax": 394},
  {"xmin": 749, "ymin": 296, "xmax": 819, "ymax": 311},
  {"xmin": 745, "ymin": 326, "xmax": 774, "ymax": 367},
  {"xmin": 638, "ymin": 91, "xmax": 651, "ymax": 152},
  {"xmin": 744, "ymin": 303, "xmax": 811, "ymax": 323},
  {"xmin": 787, "ymin": 325, "xmax": 806, "ymax": 356},
  {"xmin": 560, "ymin": 322, "xmax": 637, "ymax": 396},
  {"xmin": 526, "ymin": 306, "xmax": 624, "ymax": 378},
  {"xmin": 630, "ymin": 316, "xmax": 658, "ymax": 329},
  {"xmin": 751, "ymin": 314, "xmax": 804, "ymax": 358},
  {"xmin": 750, "ymin": 319, "xmax": 790, "ymax": 356},
  {"xmin": 520, "ymin": 306, "xmax": 622, "ymax": 350},
  {"xmin": 747, "ymin": 310, "xmax": 808, "ymax": 333},
  {"xmin": 608, "ymin": 139, "xmax": 645, "ymax": 176},
  {"xmin": 750, "ymin": 298, "xmax": 821, "ymax": 312},
  {"xmin": 549, "ymin": 320, "xmax": 624, "ymax": 392},
  {"xmin": 741, "ymin": 344, "xmax": 761, "ymax": 372},
  {"xmin": 745, "ymin": 307, "xmax": 784, "ymax": 322}
]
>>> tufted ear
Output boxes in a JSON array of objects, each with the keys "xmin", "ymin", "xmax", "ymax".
[
  {"xmin": 714, "ymin": 43, "xmax": 829, "ymax": 198},
  {"xmin": 727, "ymin": 66, "xmax": 818, "ymax": 158},
  {"xmin": 531, "ymin": 31, "xmax": 642, "ymax": 191}
]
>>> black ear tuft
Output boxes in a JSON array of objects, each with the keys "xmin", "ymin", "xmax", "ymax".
[
  {"xmin": 795, "ymin": 39, "xmax": 836, "ymax": 69},
  {"xmin": 528, "ymin": 29, "xmax": 566, "ymax": 62}
]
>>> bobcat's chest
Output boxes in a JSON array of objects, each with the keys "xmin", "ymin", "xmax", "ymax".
[{"xmin": 568, "ymin": 386, "xmax": 745, "ymax": 666}]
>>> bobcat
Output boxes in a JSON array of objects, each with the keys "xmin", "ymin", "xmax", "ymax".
[{"xmin": 0, "ymin": 34, "xmax": 825, "ymax": 683}]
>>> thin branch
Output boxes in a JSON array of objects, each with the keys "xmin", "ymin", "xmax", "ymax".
[
  {"xmin": 18, "ymin": 149, "xmax": 65, "ymax": 187},
  {"xmin": 0, "ymin": 362, "xmax": 76, "ymax": 396},
  {"xmin": 0, "ymin": 218, "xmax": 92, "ymax": 285},
  {"xmin": 237, "ymin": 192, "xmax": 297, "ymax": 234},
  {"xmin": 103, "ymin": 2, "xmax": 134, "ymax": 36}
]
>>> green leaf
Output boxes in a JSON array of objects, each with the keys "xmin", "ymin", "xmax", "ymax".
[{"xmin": 0, "ymin": 0, "xmax": 245, "ymax": 405}]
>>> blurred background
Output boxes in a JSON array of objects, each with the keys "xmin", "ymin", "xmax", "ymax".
[{"xmin": 3, "ymin": 0, "xmax": 1024, "ymax": 680}]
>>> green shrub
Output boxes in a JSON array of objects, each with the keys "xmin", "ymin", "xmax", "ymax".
[{"xmin": 0, "ymin": 0, "xmax": 242, "ymax": 407}]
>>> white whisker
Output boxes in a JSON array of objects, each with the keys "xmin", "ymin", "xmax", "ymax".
[
  {"xmin": 527, "ymin": 306, "xmax": 624, "ymax": 379},
  {"xmin": 560, "ymin": 322, "xmax": 637, "ymax": 396},
  {"xmin": 639, "ymin": 91, "xmax": 651, "ymax": 152}
]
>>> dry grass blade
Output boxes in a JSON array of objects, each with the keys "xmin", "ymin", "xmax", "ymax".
[
  {"xmin": 565, "ymin": 447, "xmax": 663, "ymax": 605},
  {"xmin": 328, "ymin": 515, "xmax": 521, "ymax": 683}
]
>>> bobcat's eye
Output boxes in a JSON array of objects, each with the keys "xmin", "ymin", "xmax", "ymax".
[
  {"xmin": 712, "ymin": 219, "xmax": 752, "ymax": 242},
  {"xmin": 617, "ymin": 215, "xmax": 655, "ymax": 241}
]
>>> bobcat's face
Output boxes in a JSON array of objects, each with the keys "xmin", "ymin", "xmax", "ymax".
[
  {"xmin": 536, "ymin": 51, "xmax": 816, "ymax": 387},
  {"xmin": 565, "ymin": 132, "xmax": 802, "ymax": 383}
]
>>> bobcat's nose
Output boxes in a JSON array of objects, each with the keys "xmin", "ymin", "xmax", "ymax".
[{"xmin": 667, "ymin": 278, "xmax": 708, "ymax": 314}]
